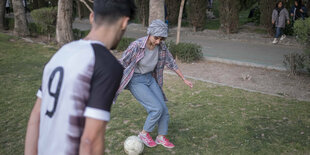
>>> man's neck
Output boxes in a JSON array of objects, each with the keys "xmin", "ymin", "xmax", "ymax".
[{"xmin": 84, "ymin": 27, "xmax": 115, "ymax": 50}]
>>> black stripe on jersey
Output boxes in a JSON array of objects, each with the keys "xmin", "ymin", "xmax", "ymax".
[
  {"xmin": 69, "ymin": 115, "xmax": 85, "ymax": 129},
  {"xmin": 87, "ymin": 43, "xmax": 124, "ymax": 112},
  {"xmin": 77, "ymin": 73, "xmax": 92, "ymax": 84},
  {"xmin": 66, "ymin": 135, "xmax": 80, "ymax": 155}
]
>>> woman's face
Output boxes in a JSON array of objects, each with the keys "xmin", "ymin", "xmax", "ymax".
[
  {"xmin": 149, "ymin": 36, "xmax": 165, "ymax": 46},
  {"xmin": 278, "ymin": 2, "xmax": 283, "ymax": 8},
  {"xmin": 295, "ymin": 1, "xmax": 298, "ymax": 6}
]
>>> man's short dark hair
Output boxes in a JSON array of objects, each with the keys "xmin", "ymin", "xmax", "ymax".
[{"xmin": 93, "ymin": 0, "xmax": 136, "ymax": 25}]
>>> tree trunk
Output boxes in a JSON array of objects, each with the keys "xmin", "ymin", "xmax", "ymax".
[
  {"xmin": 12, "ymin": 0, "xmax": 29, "ymax": 36},
  {"xmin": 76, "ymin": 0, "xmax": 82, "ymax": 19},
  {"xmin": 56, "ymin": 0, "xmax": 74, "ymax": 45},
  {"xmin": 0, "ymin": 0, "xmax": 5, "ymax": 30},
  {"xmin": 260, "ymin": 0, "xmax": 277, "ymax": 36},
  {"xmin": 149, "ymin": 0, "xmax": 165, "ymax": 25},
  {"xmin": 307, "ymin": 0, "xmax": 310, "ymax": 16},
  {"xmin": 219, "ymin": 0, "xmax": 240, "ymax": 34},
  {"xmin": 188, "ymin": 0, "xmax": 207, "ymax": 32},
  {"xmin": 176, "ymin": 0, "xmax": 185, "ymax": 44},
  {"xmin": 136, "ymin": 0, "xmax": 149, "ymax": 26}
]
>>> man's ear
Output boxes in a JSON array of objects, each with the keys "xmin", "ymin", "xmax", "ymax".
[
  {"xmin": 89, "ymin": 12, "xmax": 94, "ymax": 25},
  {"xmin": 121, "ymin": 17, "xmax": 130, "ymax": 30}
]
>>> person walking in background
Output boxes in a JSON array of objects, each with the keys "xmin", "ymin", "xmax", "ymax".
[
  {"xmin": 290, "ymin": 0, "xmax": 308, "ymax": 22},
  {"xmin": 272, "ymin": 1, "xmax": 290, "ymax": 44},
  {"xmin": 5, "ymin": 0, "xmax": 10, "ymax": 14}
]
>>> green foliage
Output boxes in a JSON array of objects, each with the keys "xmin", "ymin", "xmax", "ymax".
[
  {"xmin": 283, "ymin": 53, "xmax": 309, "ymax": 75},
  {"xmin": 116, "ymin": 37, "xmax": 136, "ymax": 52},
  {"xmin": 285, "ymin": 18, "xmax": 310, "ymax": 74},
  {"xmin": 294, "ymin": 18, "xmax": 310, "ymax": 45},
  {"xmin": 205, "ymin": 19, "xmax": 220, "ymax": 30},
  {"xmin": 4, "ymin": 18, "xmax": 14, "ymax": 30},
  {"xmin": 248, "ymin": 6, "xmax": 261, "ymax": 25},
  {"xmin": 73, "ymin": 29, "xmax": 90, "ymax": 40},
  {"xmin": 283, "ymin": 22, "xmax": 295, "ymax": 36},
  {"xmin": 167, "ymin": 41, "xmax": 203, "ymax": 63},
  {"xmin": 239, "ymin": 0, "xmax": 258, "ymax": 11},
  {"xmin": 188, "ymin": 0, "xmax": 207, "ymax": 32},
  {"xmin": 30, "ymin": 7, "xmax": 57, "ymax": 36}
]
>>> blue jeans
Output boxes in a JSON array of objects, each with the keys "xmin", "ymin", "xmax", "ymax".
[
  {"xmin": 275, "ymin": 27, "xmax": 283, "ymax": 38},
  {"xmin": 128, "ymin": 73, "xmax": 169, "ymax": 135}
]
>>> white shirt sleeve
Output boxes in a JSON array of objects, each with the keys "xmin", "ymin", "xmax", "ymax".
[{"xmin": 36, "ymin": 89, "xmax": 42, "ymax": 98}]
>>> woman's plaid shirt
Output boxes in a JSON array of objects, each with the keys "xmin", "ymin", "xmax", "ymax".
[{"xmin": 113, "ymin": 36, "xmax": 179, "ymax": 103}]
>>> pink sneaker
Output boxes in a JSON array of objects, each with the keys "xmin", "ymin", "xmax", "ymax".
[
  {"xmin": 155, "ymin": 136, "xmax": 175, "ymax": 148},
  {"xmin": 138, "ymin": 132, "xmax": 157, "ymax": 147}
]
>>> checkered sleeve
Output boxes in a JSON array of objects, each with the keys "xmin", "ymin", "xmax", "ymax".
[{"xmin": 165, "ymin": 48, "xmax": 179, "ymax": 71}]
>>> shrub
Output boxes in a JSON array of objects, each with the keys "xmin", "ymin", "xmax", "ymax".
[
  {"xmin": 167, "ymin": 41, "xmax": 203, "ymax": 63},
  {"xmin": 294, "ymin": 18, "xmax": 310, "ymax": 46},
  {"xmin": 284, "ymin": 18, "xmax": 310, "ymax": 75},
  {"xmin": 248, "ymin": 6, "xmax": 261, "ymax": 25},
  {"xmin": 283, "ymin": 53, "xmax": 307, "ymax": 75},
  {"xmin": 4, "ymin": 18, "xmax": 14, "ymax": 30},
  {"xmin": 30, "ymin": 7, "xmax": 57, "ymax": 37},
  {"xmin": 73, "ymin": 29, "xmax": 90, "ymax": 40},
  {"xmin": 284, "ymin": 22, "xmax": 294, "ymax": 36},
  {"xmin": 116, "ymin": 37, "xmax": 136, "ymax": 52}
]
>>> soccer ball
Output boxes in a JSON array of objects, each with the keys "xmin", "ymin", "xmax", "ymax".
[{"xmin": 124, "ymin": 136, "xmax": 144, "ymax": 155}]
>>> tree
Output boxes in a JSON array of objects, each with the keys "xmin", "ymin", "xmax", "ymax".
[
  {"xmin": 165, "ymin": 0, "xmax": 181, "ymax": 26},
  {"xmin": 259, "ymin": 0, "xmax": 277, "ymax": 35},
  {"xmin": 149, "ymin": 0, "xmax": 165, "ymax": 25},
  {"xmin": 307, "ymin": 0, "xmax": 310, "ymax": 16},
  {"xmin": 239, "ymin": 0, "xmax": 258, "ymax": 11},
  {"xmin": 0, "ymin": 0, "xmax": 5, "ymax": 30},
  {"xmin": 188, "ymin": 0, "xmax": 207, "ymax": 32},
  {"xmin": 12, "ymin": 0, "xmax": 29, "ymax": 36},
  {"xmin": 56, "ymin": 0, "xmax": 74, "ymax": 45},
  {"xmin": 176, "ymin": 0, "xmax": 185, "ymax": 44},
  {"xmin": 219, "ymin": 0, "xmax": 240, "ymax": 34},
  {"xmin": 136, "ymin": 0, "xmax": 149, "ymax": 26}
]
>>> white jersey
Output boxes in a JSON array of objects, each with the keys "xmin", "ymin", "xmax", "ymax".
[{"xmin": 36, "ymin": 40, "xmax": 123, "ymax": 155}]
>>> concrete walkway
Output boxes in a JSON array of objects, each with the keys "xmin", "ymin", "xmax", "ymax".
[{"xmin": 73, "ymin": 20, "xmax": 304, "ymax": 71}]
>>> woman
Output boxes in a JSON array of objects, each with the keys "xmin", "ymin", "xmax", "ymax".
[
  {"xmin": 117, "ymin": 19, "xmax": 193, "ymax": 148},
  {"xmin": 272, "ymin": 1, "xmax": 290, "ymax": 44},
  {"xmin": 290, "ymin": 0, "xmax": 308, "ymax": 22}
]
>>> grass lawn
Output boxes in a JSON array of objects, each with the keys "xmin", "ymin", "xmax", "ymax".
[{"xmin": 0, "ymin": 32, "xmax": 310, "ymax": 155}]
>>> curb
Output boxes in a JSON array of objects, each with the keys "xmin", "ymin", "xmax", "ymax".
[
  {"xmin": 164, "ymin": 71, "xmax": 309, "ymax": 102},
  {"xmin": 204, "ymin": 56, "xmax": 287, "ymax": 71}
]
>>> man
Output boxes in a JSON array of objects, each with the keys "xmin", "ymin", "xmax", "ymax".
[{"xmin": 24, "ymin": 0, "xmax": 135, "ymax": 155}]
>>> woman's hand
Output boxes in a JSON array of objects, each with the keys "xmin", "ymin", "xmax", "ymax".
[{"xmin": 183, "ymin": 79, "xmax": 193, "ymax": 88}]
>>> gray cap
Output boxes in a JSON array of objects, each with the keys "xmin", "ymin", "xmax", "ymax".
[{"xmin": 147, "ymin": 19, "xmax": 168, "ymax": 38}]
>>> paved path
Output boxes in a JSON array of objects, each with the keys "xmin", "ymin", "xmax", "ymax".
[{"xmin": 73, "ymin": 21, "xmax": 304, "ymax": 70}]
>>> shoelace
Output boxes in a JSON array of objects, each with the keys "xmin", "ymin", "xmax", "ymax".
[
  {"xmin": 143, "ymin": 134, "xmax": 153, "ymax": 143},
  {"xmin": 159, "ymin": 136, "xmax": 170, "ymax": 143},
  {"xmin": 163, "ymin": 136, "xmax": 169, "ymax": 143}
]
